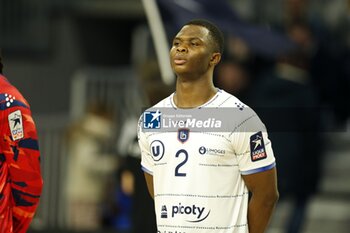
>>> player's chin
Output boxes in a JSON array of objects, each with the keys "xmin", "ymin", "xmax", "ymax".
[{"xmin": 172, "ymin": 65, "xmax": 190, "ymax": 75}]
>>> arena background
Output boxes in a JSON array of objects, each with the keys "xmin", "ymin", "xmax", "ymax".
[{"xmin": 0, "ymin": 0, "xmax": 349, "ymax": 232}]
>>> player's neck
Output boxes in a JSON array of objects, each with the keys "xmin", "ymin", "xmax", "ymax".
[{"xmin": 174, "ymin": 76, "xmax": 217, "ymax": 108}]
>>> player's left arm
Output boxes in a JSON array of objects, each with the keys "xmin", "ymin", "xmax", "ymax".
[{"xmin": 242, "ymin": 167, "xmax": 279, "ymax": 233}]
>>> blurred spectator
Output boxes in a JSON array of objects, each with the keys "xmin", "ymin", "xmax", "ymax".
[
  {"xmin": 249, "ymin": 23, "xmax": 323, "ymax": 233},
  {"xmin": 101, "ymin": 60, "xmax": 166, "ymax": 233},
  {"xmin": 114, "ymin": 117, "xmax": 157, "ymax": 233},
  {"xmin": 137, "ymin": 60, "xmax": 174, "ymax": 106},
  {"xmin": 64, "ymin": 103, "xmax": 118, "ymax": 230},
  {"xmin": 280, "ymin": 0, "xmax": 350, "ymax": 125},
  {"xmin": 103, "ymin": 160, "xmax": 134, "ymax": 233},
  {"xmin": 107, "ymin": 61, "xmax": 170, "ymax": 233},
  {"xmin": 226, "ymin": 36, "xmax": 251, "ymax": 63},
  {"xmin": 214, "ymin": 59, "xmax": 251, "ymax": 103}
]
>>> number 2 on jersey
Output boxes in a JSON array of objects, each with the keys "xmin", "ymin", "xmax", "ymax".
[{"xmin": 175, "ymin": 149, "xmax": 188, "ymax": 177}]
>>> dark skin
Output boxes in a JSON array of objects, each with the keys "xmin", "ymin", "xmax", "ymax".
[
  {"xmin": 144, "ymin": 24, "xmax": 279, "ymax": 233},
  {"xmin": 170, "ymin": 25, "xmax": 220, "ymax": 108}
]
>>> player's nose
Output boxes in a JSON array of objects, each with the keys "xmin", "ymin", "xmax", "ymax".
[{"xmin": 176, "ymin": 46, "xmax": 187, "ymax": 53}]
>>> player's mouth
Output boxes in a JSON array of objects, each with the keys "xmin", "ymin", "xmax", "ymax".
[
  {"xmin": 173, "ymin": 55, "xmax": 187, "ymax": 65},
  {"xmin": 174, "ymin": 59, "xmax": 187, "ymax": 65}
]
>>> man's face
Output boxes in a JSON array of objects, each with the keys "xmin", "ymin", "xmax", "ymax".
[{"xmin": 170, "ymin": 25, "xmax": 215, "ymax": 77}]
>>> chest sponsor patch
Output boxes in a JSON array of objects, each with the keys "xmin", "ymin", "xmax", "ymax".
[
  {"xmin": 178, "ymin": 128, "xmax": 189, "ymax": 143},
  {"xmin": 250, "ymin": 131, "xmax": 267, "ymax": 162},
  {"xmin": 8, "ymin": 110, "xmax": 24, "ymax": 140}
]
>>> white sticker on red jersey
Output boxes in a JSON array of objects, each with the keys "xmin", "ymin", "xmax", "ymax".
[{"xmin": 8, "ymin": 110, "xmax": 24, "ymax": 140}]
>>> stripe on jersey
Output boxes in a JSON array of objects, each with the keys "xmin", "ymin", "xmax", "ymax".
[
  {"xmin": 141, "ymin": 165, "xmax": 153, "ymax": 175},
  {"xmin": 241, "ymin": 162, "xmax": 276, "ymax": 175},
  {"xmin": 0, "ymin": 99, "xmax": 28, "ymax": 110},
  {"xmin": 18, "ymin": 139, "xmax": 39, "ymax": 150}
]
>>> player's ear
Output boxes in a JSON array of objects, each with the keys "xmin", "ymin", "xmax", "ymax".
[{"xmin": 210, "ymin": 52, "xmax": 221, "ymax": 66}]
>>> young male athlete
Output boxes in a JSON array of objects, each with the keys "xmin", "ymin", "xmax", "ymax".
[
  {"xmin": 0, "ymin": 53, "xmax": 43, "ymax": 232},
  {"xmin": 138, "ymin": 19, "xmax": 278, "ymax": 233}
]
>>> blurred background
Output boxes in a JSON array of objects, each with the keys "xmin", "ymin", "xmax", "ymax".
[{"xmin": 0, "ymin": 0, "xmax": 349, "ymax": 233}]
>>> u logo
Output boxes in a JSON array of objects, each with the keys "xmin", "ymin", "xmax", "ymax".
[{"xmin": 150, "ymin": 140, "xmax": 165, "ymax": 161}]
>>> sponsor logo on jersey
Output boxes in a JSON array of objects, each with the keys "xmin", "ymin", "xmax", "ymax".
[
  {"xmin": 143, "ymin": 110, "xmax": 162, "ymax": 129},
  {"xmin": 150, "ymin": 140, "xmax": 165, "ymax": 161},
  {"xmin": 177, "ymin": 128, "xmax": 189, "ymax": 143},
  {"xmin": 161, "ymin": 203, "xmax": 210, "ymax": 223},
  {"xmin": 199, "ymin": 146, "xmax": 206, "ymax": 154},
  {"xmin": 8, "ymin": 110, "xmax": 24, "ymax": 140},
  {"xmin": 250, "ymin": 131, "xmax": 267, "ymax": 162},
  {"xmin": 198, "ymin": 146, "xmax": 225, "ymax": 156},
  {"xmin": 161, "ymin": 205, "xmax": 168, "ymax": 218}
]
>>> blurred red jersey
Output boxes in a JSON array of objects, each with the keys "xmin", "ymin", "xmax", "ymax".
[{"xmin": 0, "ymin": 74, "xmax": 43, "ymax": 233}]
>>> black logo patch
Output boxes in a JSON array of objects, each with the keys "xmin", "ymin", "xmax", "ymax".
[{"xmin": 250, "ymin": 131, "xmax": 267, "ymax": 162}]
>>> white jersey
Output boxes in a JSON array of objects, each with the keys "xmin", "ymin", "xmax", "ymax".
[{"xmin": 138, "ymin": 89, "xmax": 275, "ymax": 233}]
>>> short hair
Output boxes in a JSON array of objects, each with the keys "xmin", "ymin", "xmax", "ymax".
[{"xmin": 184, "ymin": 19, "xmax": 224, "ymax": 54}]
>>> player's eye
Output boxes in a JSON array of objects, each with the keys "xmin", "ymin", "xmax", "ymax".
[{"xmin": 191, "ymin": 41, "xmax": 200, "ymax": 46}]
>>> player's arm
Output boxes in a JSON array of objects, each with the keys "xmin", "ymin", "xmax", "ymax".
[
  {"xmin": 242, "ymin": 167, "xmax": 279, "ymax": 233},
  {"xmin": 144, "ymin": 172, "xmax": 154, "ymax": 199},
  {"xmin": 138, "ymin": 114, "xmax": 155, "ymax": 199},
  {"xmin": 4, "ymin": 106, "xmax": 43, "ymax": 233}
]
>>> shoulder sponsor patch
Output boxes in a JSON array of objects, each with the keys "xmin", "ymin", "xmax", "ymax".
[
  {"xmin": 8, "ymin": 110, "xmax": 24, "ymax": 140},
  {"xmin": 250, "ymin": 131, "xmax": 267, "ymax": 162}
]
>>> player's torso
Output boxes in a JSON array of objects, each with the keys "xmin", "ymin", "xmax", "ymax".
[
  {"xmin": 0, "ymin": 76, "xmax": 22, "ymax": 233},
  {"xmin": 148, "ymin": 130, "xmax": 239, "ymax": 193},
  {"xmin": 147, "ymin": 130, "xmax": 249, "ymax": 233}
]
